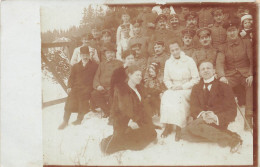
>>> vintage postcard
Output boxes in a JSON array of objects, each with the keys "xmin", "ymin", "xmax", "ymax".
[{"xmin": 1, "ymin": 0, "xmax": 257, "ymax": 167}]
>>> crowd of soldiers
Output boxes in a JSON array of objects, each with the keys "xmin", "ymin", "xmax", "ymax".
[{"xmin": 57, "ymin": 5, "xmax": 255, "ymax": 155}]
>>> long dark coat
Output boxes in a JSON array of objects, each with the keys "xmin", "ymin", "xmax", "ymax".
[
  {"xmin": 190, "ymin": 79, "xmax": 237, "ymax": 129},
  {"xmin": 101, "ymin": 82, "xmax": 157, "ymax": 154},
  {"xmin": 64, "ymin": 60, "xmax": 98, "ymax": 113}
]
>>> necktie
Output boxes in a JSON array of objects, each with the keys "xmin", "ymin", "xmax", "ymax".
[{"xmin": 203, "ymin": 81, "xmax": 214, "ymax": 103}]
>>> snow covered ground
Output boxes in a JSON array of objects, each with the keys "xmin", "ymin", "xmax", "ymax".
[
  {"xmin": 42, "ymin": 72, "xmax": 253, "ymax": 166},
  {"xmin": 43, "ymin": 102, "xmax": 253, "ymax": 166}
]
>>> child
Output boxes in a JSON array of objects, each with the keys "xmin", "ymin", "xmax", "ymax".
[
  {"xmin": 143, "ymin": 62, "xmax": 165, "ymax": 117},
  {"xmin": 240, "ymin": 14, "xmax": 253, "ymax": 41},
  {"xmin": 116, "ymin": 11, "xmax": 134, "ymax": 60}
]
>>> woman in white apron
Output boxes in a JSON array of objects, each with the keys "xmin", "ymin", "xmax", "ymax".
[{"xmin": 160, "ymin": 40, "xmax": 199, "ymax": 141}]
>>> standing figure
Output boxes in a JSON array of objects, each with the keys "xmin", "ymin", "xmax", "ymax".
[
  {"xmin": 181, "ymin": 28, "xmax": 196, "ymax": 57},
  {"xmin": 116, "ymin": 11, "xmax": 134, "ymax": 60},
  {"xmin": 58, "ymin": 46, "xmax": 98, "ymax": 129},
  {"xmin": 216, "ymin": 19, "xmax": 253, "ymax": 131},
  {"xmin": 192, "ymin": 27, "xmax": 222, "ymax": 67},
  {"xmin": 160, "ymin": 40, "xmax": 200, "ymax": 141},
  {"xmin": 210, "ymin": 8, "xmax": 227, "ymax": 50}
]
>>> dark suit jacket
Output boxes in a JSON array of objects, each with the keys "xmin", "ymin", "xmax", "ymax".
[
  {"xmin": 190, "ymin": 79, "xmax": 237, "ymax": 129},
  {"xmin": 68, "ymin": 60, "xmax": 98, "ymax": 96},
  {"xmin": 111, "ymin": 82, "xmax": 153, "ymax": 130}
]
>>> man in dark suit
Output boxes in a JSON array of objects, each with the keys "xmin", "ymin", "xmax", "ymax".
[
  {"xmin": 181, "ymin": 61, "xmax": 242, "ymax": 153},
  {"xmin": 58, "ymin": 46, "xmax": 98, "ymax": 130}
]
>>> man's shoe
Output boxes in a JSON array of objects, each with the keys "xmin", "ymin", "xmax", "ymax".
[
  {"xmin": 230, "ymin": 140, "xmax": 242, "ymax": 154},
  {"xmin": 58, "ymin": 121, "xmax": 68, "ymax": 130},
  {"xmin": 72, "ymin": 119, "xmax": 82, "ymax": 125}
]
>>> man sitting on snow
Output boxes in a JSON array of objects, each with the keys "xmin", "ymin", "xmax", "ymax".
[
  {"xmin": 181, "ymin": 61, "xmax": 242, "ymax": 153},
  {"xmin": 58, "ymin": 46, "xmax": 98, "ymax": 130}
]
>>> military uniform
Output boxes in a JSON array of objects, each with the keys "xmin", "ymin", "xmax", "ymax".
[
  {"xmin": 192, "ymin": 27, "xmax": 221, "ymax": 67},
  {"xmin": 181, "ymin": 28, "xmax": 196, "ymax": 57},
  {"xmin": 216, "ymin": 19, "xmax": 253, "ymax": 130},
  {"xmin": 209, "ymin": 8, "xmax": 227, "ymax": 50},
  {"xmin": 198, "ymin": 7, "xmax": 214, "ymax": 28}
]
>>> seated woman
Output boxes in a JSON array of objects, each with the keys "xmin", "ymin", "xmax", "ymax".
[
  {"xmin": 160, "ymin": 40, "xmax": 200, "ymax": 141},
  {"xmin": 100, "ymin": 65, "xmax": 157, "ymax": 154}
]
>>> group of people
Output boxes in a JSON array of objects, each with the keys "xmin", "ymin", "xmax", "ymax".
[{"xmin": 57, "ymin": 5, "xmax": 254, "ymax": 155}]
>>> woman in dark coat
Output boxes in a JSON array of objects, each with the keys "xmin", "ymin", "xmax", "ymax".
[{"xmin": 100, "ymin": 65, "xmax": 157, "ymax": 154}]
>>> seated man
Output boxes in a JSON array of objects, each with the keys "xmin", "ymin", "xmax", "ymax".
[
  {"xmin": 58, "ymin": 46, "xmax": 98, "ymax": 130},
  {"xmin": 181, "ymin": 61, "xmax": 242, "ymax": 153},
  {"xmin": 92, "ymin": 43, "xmax": 123, "ymax": 117},
  {"xmin": 216, "ymin": 19, "xmax": 253, "ymax": 130}
]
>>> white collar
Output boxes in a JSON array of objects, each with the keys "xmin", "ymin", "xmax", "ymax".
[
  {"xmin": 203, "ymin": 76, "xmax": 215, "ymax": 83},
  {"xmin": 170, "ymin": 51, "xmax": 186, "ymax": 62}
]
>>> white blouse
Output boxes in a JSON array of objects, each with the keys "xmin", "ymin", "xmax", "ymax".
[{"xmin": 163, "ymin": 51, "xmax": 200, "ymax": 90}]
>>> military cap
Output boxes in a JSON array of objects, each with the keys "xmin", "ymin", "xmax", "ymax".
[
  {"xmin": 223, "ymin": 19, "xmax": 240, "ymax": 30},
  {"xmin": 153, "ymin": 40, "xmax": 165, "ymax": 46},
  {"xmin": 80, "ymin": 46, "xmax": 90, "ymax": 54},
  {"xmin": 196, "ymin": 27, "xmax": 211, "ymax": 37},
  {"xmin": 184, "ymin": 11, "xmax": 198, "ymax": 20},
  {"xmin": 182, "ymin": 28, "xmax": 196, "ymax": 37},
  {"xmin": 211, "ymin": 8, "xmax": 224, "ymax": 16},
  {"xmin": 102, "ymin": 43, "xmax": 117, "ymax": 52},
  {"xmin": 101, "ymin": 29, "xmax": 111, "ymax": 36},
  {"xmin": 155, "ymin": 14, "xmax": 167, "ymax": 23},
  {"xmin": 169, "ymin": 14, "xmax": 179, "ymax": 21}
]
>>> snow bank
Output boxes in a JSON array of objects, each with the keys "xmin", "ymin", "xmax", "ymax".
[{"xmin": 43, "ymin": 103, "xmax": 253, "ymax": 166}]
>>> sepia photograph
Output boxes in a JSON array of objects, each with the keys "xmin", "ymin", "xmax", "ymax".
[{"xmin": 41, "ymin": 2, "xmax": 257, "ymax": 166}]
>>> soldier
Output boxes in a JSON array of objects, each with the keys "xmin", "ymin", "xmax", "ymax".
[
  {"xmin": 99, "ymin": 29, "xmax": 113, "ymax": 62},
  {"xmin": 184, "ymin": 11, "xmax": 200, "ymax": 49},
  {"xmin": 169, "ymin": 14, "xmax": 184, "ymax": 42},
  {"xmin": 92, "ymin": 43, "xmax": 123, "ymax": 117},
  {"xmin": 197, "ymin": 7, "xmax": 214, "ymax": 28},
  {"xmin": 160, "ymin": 5, "xmax": 171, "ymax": 30},
  {"xmin": 216, "ymin": 19, "xmax": 253, "ymax": 131},
  {"xmin": 181, "ymin": 28, "xmax": 196, "ymax": 57},
  {"xmin": 136, "ymin": 6, "xmax": 157, "ymax": 37},
  {"xmin": 192, "ymin": 27, "xmax": 222, "ymax": 67},
  {"xmin": 145, "ymin": 40, "xmax": 169, "ymax": 83},
  {"xmin": 209, "ymin": 8, "xmax": 227, "ymax": 50},
  {"xmin": 130, "ymin": 40, "xmax": 148, "ymax": 73},
  {"xmin": 128, "ymin": 20, "xmax": 149, "ymax": 55},
  {"xmin": 178, "ymin": 6, "xmax": 190, "ymax": 26},
  {"xmin": 148, "ymin": 14, "xmax": 173, "ymax": 54},
  {"xmin": 91, "ymin": 26, "xmax": 102, "ymax": 46}
]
